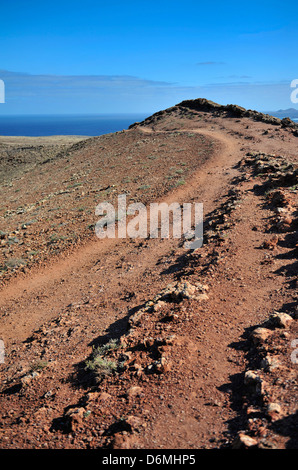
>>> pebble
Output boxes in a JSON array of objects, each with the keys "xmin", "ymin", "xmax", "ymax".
[
  {"xmin": 232, "ymin": 432, "xmax": 258, "ymax": 449},
  {"xmin": 269, "ymin": 312, "xmax": 293, "ymax": 329},
  {"xmin": 260, "ymin": 355, "xmax": 281, "ymax": 371},
  {"xmin": 126, "ymin": 386, "xmax": 143, "ymax": 399},
  {"xmin": 250, "ymin": 327, "xmax": 273, "ymax": 345},
  {"xmin": 267, "ymin": 402, "xmax": 282, "ymax": 421}
]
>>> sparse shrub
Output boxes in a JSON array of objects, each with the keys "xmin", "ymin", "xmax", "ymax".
[
  {"xmin": 122, "ymin": 177, "xmax": 131, "ymax": 183},
  {"xmin": 5, "ymin": 258, "xmax": 26, "ymax": 269},
  {"xmin": 49, "ymin": 234, "xmax": 67, "ymax": 244},
  {"xmin": 85, "ymin": 356, "xmax": 117, "ymax": 377},
  {"xmin": 94, "ymin": 338, "xmax": 120, "ymax": 355},
  {"xmin": 67, "ymin": 182, "xmax": 83, "ymax": 189},
  {"xmin": 30, "ymin": 360, "xmax": 48, "ymax": 372},
  {"xmin": 7, "ymin": 236, "xmax": 19, "ymax": 245},
  {"xmin": 85, "ymin": 339, "xmax": 121, "ymax": 381},
  {"xmin": 27, "ymin": 250, "xmax": 39, "ymax": 256}
]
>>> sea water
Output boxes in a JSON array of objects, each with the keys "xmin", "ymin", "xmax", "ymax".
[{"xmin": 0, "ymin": 114, "xmax": 148, "ymax": 137}]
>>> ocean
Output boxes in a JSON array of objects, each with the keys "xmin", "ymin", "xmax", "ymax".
[
  {"xmin": 0, "ymin": 114, "xmax": 296, "ymax": 137},
  {"xmin": 0, "ymin": 114, "xmax": 149, "ymax": 137}
]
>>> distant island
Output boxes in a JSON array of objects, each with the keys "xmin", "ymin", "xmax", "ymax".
[{"xmin": 265, "ymin": 107, "xmax": 298, "ymax": 119}]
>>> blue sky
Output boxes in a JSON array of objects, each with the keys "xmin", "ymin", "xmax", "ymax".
[{"xmin": 0, "ymin": 0, "xmax": 297, "ymax": 114}]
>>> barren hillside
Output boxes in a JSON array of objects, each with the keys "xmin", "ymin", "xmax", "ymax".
[{"xmin": 0, "ymin": 99, "xmax": 297, "ymax": 449}]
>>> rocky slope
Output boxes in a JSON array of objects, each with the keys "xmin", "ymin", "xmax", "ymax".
[{"xmin": 0, "ymin": 100, "xmax": 297, "ymax": 449}]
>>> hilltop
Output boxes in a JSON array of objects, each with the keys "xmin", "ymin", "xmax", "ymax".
[
  {"xmin": 0, "ymin": 99, "xmax": 297, "ymax": 450},
  {"xmin": 130, "ymin": 98, "xmax": 298, "ymax": 131}
]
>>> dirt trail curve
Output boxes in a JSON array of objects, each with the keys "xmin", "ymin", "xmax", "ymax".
[
  {"xmin": 0, "ymin": 128, "xmax": 235, "ymax": 345},
  {"xmin": 0, "ymin": 118, "xmax": 296, "ymax": 449}
]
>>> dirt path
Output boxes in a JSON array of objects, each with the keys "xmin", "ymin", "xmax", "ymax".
[
  {"xmin": 138, "ymin": 181, "xmax": 291, "ymax": 448},
  {"xmin": 0, "ymin": 128, "xmax": 235, "ymax": 344},
  {"xmin": 0, "ymin": 117, "xmax": 296, "ymax": 449}
]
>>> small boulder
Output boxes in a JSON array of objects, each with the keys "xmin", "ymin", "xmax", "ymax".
[
  {"xmin": 267, "ymin": 402, "xmax": 282, "ymax": 422},
  {"xmin": 250, "ymin": 327, "xmax": 273, "ymax": 345},
  {"xmin": 126, "ymin": 386, "xmax": 143, "ymax": 399},
  {"xmin": 269, "ymin": 312, "xmax": 293, "ymax": 329},
  {"xmin": 244, "ymin": 370, "xmax": 267, "ymax": 396},
  {"xmin": 232, "ymin": 433, "xmax": 258, "ymax": 449},
  {"xmin": 260, "ymin": 355, "xmax": 281, "ymax": 372},
  {"xmin": 112, "ymin": 433, "xmax": 132, "ymax": 449}
]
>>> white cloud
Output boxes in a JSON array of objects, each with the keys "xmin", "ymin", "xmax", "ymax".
[{"xmin": 0, "ymin": 69, "xmax": 295, "ymax": 114}]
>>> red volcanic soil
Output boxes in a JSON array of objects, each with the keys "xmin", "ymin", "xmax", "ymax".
[{"xmin": 0, "ymin": 100, "xmax": 297, "ymax": 449}]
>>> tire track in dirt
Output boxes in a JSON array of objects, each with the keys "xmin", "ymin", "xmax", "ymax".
[
  {"xmin": 0, "ymin": 128, "xmax": 235, "ymax": 344},
  {"xmin": 0, "ymin": 113, "xmax": 297, "ymax": 448}
]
